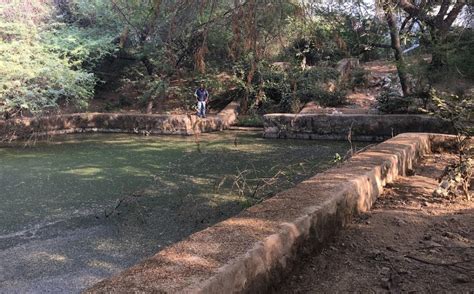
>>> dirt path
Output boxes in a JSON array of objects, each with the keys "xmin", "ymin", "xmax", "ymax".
[{"xmin": 275, "ymin": 153, "xmax": 474, "ymax": 293}]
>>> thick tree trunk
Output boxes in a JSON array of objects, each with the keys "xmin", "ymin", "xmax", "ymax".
[{"xmin": 384, "ymin": 5, "xmax": 410, "ymax": 97}]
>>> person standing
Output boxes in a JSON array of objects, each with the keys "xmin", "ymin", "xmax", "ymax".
[{"xmin": 194, "ymin": 83, "xmax": 209, "ymax": 118}]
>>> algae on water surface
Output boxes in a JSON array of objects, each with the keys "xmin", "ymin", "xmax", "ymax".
[{"xmin": 0, "ymin": 131, "xmax": 356, "ymax": 293}]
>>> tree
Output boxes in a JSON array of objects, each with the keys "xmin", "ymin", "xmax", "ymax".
[
  {"xmin": 381, "ymin": 1, "xmax": 410, "ymax": 96},
  {"xmin": 396, "ymin": 0, "xmax": 469, "ymax": 69}
]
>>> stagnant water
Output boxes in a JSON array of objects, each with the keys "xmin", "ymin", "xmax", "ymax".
[{"xmin": 0, "ymin": 131, "xmax": 356, "ymax": 293}]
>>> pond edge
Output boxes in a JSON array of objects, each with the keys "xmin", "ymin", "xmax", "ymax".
[
  {"xmin": 0, "ymin": 102, "xmax": 240, "ymax": 141},
  {"xmin": 86, "ymin": 133, "xmax": 455, "ymax": 293}
]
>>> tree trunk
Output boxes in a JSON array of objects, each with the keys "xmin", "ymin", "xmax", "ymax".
[
  {"xmin": 241, "ymin": 0, "xmax": 258, "ymax": 114},
  {"xmin": 141, "ymin": 56, "xmax": 155, "ymax": 113},
  {"xmin": 396, "ymin": 0, "xmax": 465, "ymax": 72},
  {"xmin": 430, "ymin": 30, "xmax": 449, "ymax": 69},
  {"xmin": 141, "ymin": 56, "xmax": 154, "ymax": 75},
  {"xmin": 146, "ymin": 100, "xmax": 154, "ymax": 114},
  {"xmin": 384, "ymin": 5, "xmax": 410, "ymax": 97}
]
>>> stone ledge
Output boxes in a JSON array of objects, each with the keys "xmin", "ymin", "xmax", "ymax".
[
  {"xmin": 86, "ymin": 133, "xmax": 450, "ymax": 293},
  {"xmin": 263, "ymin": 113, "xmax": 455, "ymax": 141},
  {"xmin": 0, "ymin": 102, "xmax": 240, "ymax": 141}
]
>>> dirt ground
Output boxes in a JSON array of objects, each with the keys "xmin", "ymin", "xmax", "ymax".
[{"xmin": 276, "ymin": 152, "xmax": 474, "ymax": 293}]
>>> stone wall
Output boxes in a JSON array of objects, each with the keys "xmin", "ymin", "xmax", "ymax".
[
  {"xmin": 86, "ymin": 133, "xmax": 454, "ymax": 294},
  {"xmin": 0, "ymin": 102, "xmax": 240, "ymax": 141},
  {"xmin": 263, "ymin": 113, "xmax": 455, "ymax": 141}
]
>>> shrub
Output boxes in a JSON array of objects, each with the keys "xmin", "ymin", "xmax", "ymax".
[
  {"xmin": 230, "ymin": 61, "xmax": 347, "ymax": 113},
  {"xmin": 445, "ymin": 29, "xmax": 474, "ymax": 80},
  {"xmin": 431, "ymin": 90, "xmax": 473, "ymax": 200},
  {"xmin": 295, "ymin": 67, "xmax": 346, "ymax": 107},
  {"xmin": 376, "ymin": 91, "xmax": 410, "ymax": 114},
  {"xmin": 314, "ymin": 89, "xmax": 347, "ymax": 107},
  {"xmin": 297, "ymin": 66, "xmax": 340, "ymax": 83},
  {"xmin": 350, "ymin": 67, "xmax": 368, "ymax": 88},
  {"xmin": 0, "ymin": 3, "xmax": 117, "ymax": 117},
  {"xmin": 0, "ymin": 38, "xmax": 95, "ymax": 115},
  {"xmin": 431, "ymin": 90, "xmax": 473, "ymax": 136},
  {"xmin": 42, "ymin": 25, "xmax": 118, "ymax": 70},
  {"xmin": 261, "ymin": 67, "xmax": 291, "ymax": 103}
]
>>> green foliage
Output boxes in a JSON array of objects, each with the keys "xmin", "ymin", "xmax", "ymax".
[
  {"xmin": 260, "ymin": 66, "xmax": 292, "ymax": 104},
  {"xmin": 444, "ymin": 29, "xmax": 474, "ymax": 80},
  {"xmin": 294, "ymin": 67, "xmax": 346, "ymax": 107},
  {"xmin": 333, "ymin": 153, "xmax": 343, "ymax": 163},
  {"xmin": 431, "ymin": 90, "xmax": 473, "ymax": 200},
  {"xmin": 252, "ymin": 64, "xmax": 346, "ymax": 113},
  {"xmin": 434, "ymin": 157, "xmax": 473, "ymax": 200},
  {"xmin": 139, "ymin": 77, "xmax": 168, "ymax": 106},
  {"xmin": 297, "ymin": 86, "xmax": 347, "ymax": 108},
  {"xmin": 286, "ymin": 14, "xmax": 349, "ymax": 66},
  {"xmin": 42, "ymin": 25, "xmax": 118, "ymax": 70},
  {"xmin": 376, "ymin": 90, "xmax": 410, "ymax": 114},
  {"xmin": 206, "ymin": 27, "xmax": 233, "ymax": 69},
  {"xmin": 430, "ymin": 90, "xmax": 473, "ymax": 136},
  {"xmin": 285, "ymin": 8, "xmax": 390, "ymax": 65},
  {"xmin": 0, "ymin": 0, "xmax": 117, "ymax": 116},
  {"xmin": 0, "ymin": 29, "xmax": 95, "ymax": 114},
  {"xmin": 235, "ymin": 115, "xmax": 264, "ymax": 127},
  {"xmin": 350, "ymin": 67, "xmax": 368, "ymax": 88},
  {"xmin": 2, "ymin": 0, "xmax": 469, "ymax": 117},
  {"xmin": 352, "ymin": 17, "xmax": 390, "ymax": 62}
]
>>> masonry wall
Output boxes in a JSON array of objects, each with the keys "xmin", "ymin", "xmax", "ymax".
[
  {"xmin": 263, "ymin": 113, "xmax": 455, "ymax": 141},
  {"xmin": 0, "ymin": 102, "xmax": 240, "ymax": 141}
]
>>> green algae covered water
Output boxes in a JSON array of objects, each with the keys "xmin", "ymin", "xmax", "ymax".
[{"xmin": 0, "ymin": 131, "xmax": 355, "ymax": 293}]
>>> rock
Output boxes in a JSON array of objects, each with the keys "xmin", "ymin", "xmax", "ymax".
[
  {"xmin": 380, "ymin": 277, "xmax": 390, "ymax": 289},
  {"xmin": 386, "ymin": 246, "xmax": 398, "ymax": 252},
  {"xmin": 336, "ymin": 58, "xmax": 359, "ymax": 82},
  {"xmin": 380, "ymin": 267, "xmax": 391, "ymax": 275},
  {"xmin": 394, "ymin": 217, "xmax": 407, "ymax": 226},
  {"xmin": 455, "ymin": 274, "xmax": 470, "ymax": 284},
  {"xmin": 397, "ymin": 268, "xmax": 410, "ymax": 275},
  {"xmin": 442, "ymin": 231, "xmax": 458, "ymax": 239},
  {"xmin": 422, "ymin": 240, "xmax": 442, "ymax": 247}
]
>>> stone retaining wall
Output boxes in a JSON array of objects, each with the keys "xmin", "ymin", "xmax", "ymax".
[
  {"xmin": 263, "ymin": 113, "xmax": 455, "ymax": 141},
  {"xmin": 0, "ymin": 102, "xmax": 240, "ymax": 141},
  {"xmin": 87, "ymin": 133, "xmax": 452, "ymax": 293}
]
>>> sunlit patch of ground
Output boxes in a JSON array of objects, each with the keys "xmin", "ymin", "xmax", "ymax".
[{"xmin": 277, "ymin": 152, "xmax": 474, "ymax": 293}]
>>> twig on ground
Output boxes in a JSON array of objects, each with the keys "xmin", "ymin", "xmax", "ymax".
[{"xmin": 405, "ymin": 255, "xmax": 472, "ymax": 271}]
